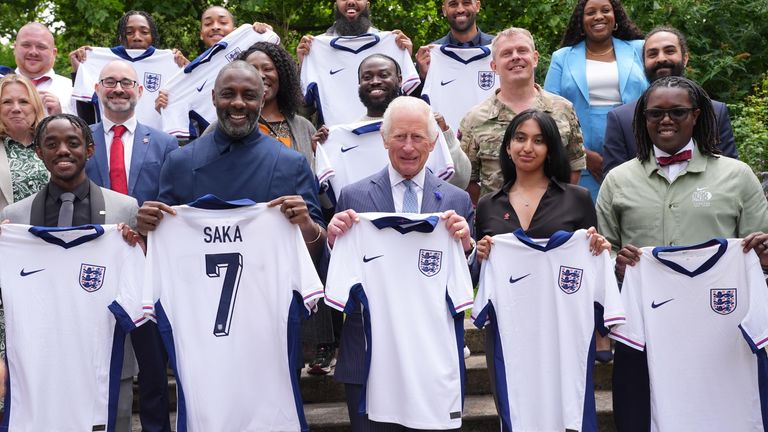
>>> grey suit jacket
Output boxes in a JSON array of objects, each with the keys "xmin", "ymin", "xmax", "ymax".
[{"xmin": 333, "ymin": 167, "xmax": 474, "ymax": 384}]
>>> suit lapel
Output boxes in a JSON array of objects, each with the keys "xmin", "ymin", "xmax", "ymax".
[
  {"xmin": 613, "ymin": 38, "xmax": 634, "ymax": 101},
  {"xmin": 128, "ymin": 124, "xmax": 150, "ymax": 195},
  {"xmin": 567, "ymin": 42, "xmax": 590, "ymax": 104},
  {"xmin": 368, "ymin": 168, "xmax": 395, "ymax": 212},
  {"xmin": 420, "ymin": 172, "xmax": 443, "ymax": 213},
  {"xmin": 29, "ymin": 184, "xmax": 48, "ymax": 226},
  {"xmin": 89, "ymin": 180, "xmax": 106, "ymax": 224},
  {"xmin": 92, "ymin": 123, "xmax": 110, "ymax": 188}
]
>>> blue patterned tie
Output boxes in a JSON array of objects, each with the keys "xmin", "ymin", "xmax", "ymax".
[{"xmin": 402, "ymin": 179, "xmax": 418, "ymax": 213}]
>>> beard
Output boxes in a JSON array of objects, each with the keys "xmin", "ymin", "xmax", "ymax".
[
  {"xmin": 358, "ymin": 85, "xmax": 400, "ymax": 116},
  {"xmin": 646, "ymin": 60, "xmax": 686, "ymax": 82},
  {"xmin": 333, "ymin": 7, "xmax": 372, "ymax": 36},
  {"xmin": 217, "ymin": 106, "xmax": 260, "ymax": 139}
]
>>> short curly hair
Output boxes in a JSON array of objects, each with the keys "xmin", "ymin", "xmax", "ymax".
[
  {"xmin": 117, "ymin": 11, "xmax": 160, "ymax": 48},
  {"xmin": 559, "ymin": 0, "xmax": 643, "ymax": 47},
  {"xmin": 237, "ymin": 42, "xmax": 302, "ymax": 118}
]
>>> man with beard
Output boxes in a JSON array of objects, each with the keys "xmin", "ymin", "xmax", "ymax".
[
  {"xmin": 602, "ymin": 26, "xmax": 737, "ymax": 174},
  {"xmin": 296, "ymin": 0, "xmax": 413, "ymax": 64},
  {"xmin": 415, "ymin": 0, "xmax": 494, "ymax": 81},
  {"xmin": 85, "ymin": 59, "xmax": 178, "ymax": 432},
  {"xmin": 136, "ymin": 61, "xmax": 327, "ymax": 262}
]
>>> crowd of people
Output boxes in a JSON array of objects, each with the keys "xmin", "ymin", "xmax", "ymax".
[{"xmin": 0, "ymin": 0, "xmax": 767, "ymax": 431}]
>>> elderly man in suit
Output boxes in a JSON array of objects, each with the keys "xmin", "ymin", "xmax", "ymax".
[
  {"xmin": 602, "ymin": 26, "xmax": 738, "ymax": 175},
  {"xmin": 0, "ymin": 113, "xmax": 139, "ymax": 432},
  {"xmin": 327, "ymin": 96, "xmax": 474, "ymax": 431},
  {"xmin": 85, "ymin": 59, "xmax": 177, "ymax": 432}
]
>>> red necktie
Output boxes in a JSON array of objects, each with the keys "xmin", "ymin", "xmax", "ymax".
[
  {"xmin": 109, "ymin": 125, "xmax": 129, "ymax": 194},
  {"xmin": 31, "ymin": 76, "xmax": 51, "ymax": 86},
  {"xmin": 656, "ymin": 149, "xmax": 692, "ymax": 167}
]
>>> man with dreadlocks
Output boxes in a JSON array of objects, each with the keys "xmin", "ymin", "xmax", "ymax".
[{"xmin": 596, "ymin": 75, "xmax": 768, "ymax": 432}]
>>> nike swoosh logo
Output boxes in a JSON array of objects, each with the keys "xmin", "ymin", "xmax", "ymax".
[
  {"xmin": 196, "ymin": 80, "xmax": 207, "ymax": 92},
  {"xmin": 440, "ymin": 79, "xmax": 456, "ymax": 86},
  {"xmin": 651, "ymin": 298, "xmax": 674, "ymax": 309},
  {"xmin": 696, "ymin": 187, "xmax": 708, "ymax": 191},
  {"xmin": 20, "ymin": 268, "xmax": 45, "ymax": 277},
  {"xmin": 330, "ymin": 68, "xmax": 345, "ymax": 75},
  {"xmin": 341, "ymin": 145, "xmax": 359, "ymax": 153},
  {"xmin": 363, "ymin": 255, "xmax": 383, "ymax": 263},
  {"xmin": 509, "ymin": 273, "xmax": 530, "ymax": 284}
]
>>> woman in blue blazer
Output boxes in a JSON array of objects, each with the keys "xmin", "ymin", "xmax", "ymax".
[{"xmin": 545, "ymin": 0, "xmax": 647, "ymax": 201}]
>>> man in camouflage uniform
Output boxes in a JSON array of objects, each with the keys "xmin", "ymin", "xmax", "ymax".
[{"xmin": 459, "ymin": 27, "xmax": 586, "ymax": 202}]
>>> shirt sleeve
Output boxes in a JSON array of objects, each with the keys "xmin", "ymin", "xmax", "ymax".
[
  {"xmin": 595, "ymin": 250, "xmax": 626, "ymax": 331},
  {"xmin": 608, "ymin": 256, "xmax": 646, "ymax": 351},
  {"xmin": 108, "ymin": 234, "xmax": 150, "ymax": 332},
  {"xmin": 72, "ymin": 48, "xmax": 105, "ymax": 102},
  {"xmin": 291, "ymin": 222, "xmax": 324, "ymax": 313},
  {"xmin": 426, "ymin": 120, "xmax": 456, "ymax": 181},
  {"xmin": 161, "ymin": 69, "xmax": 194, "ymax": 137},
  {"xmin": 445, "ymin": 231, "xmax": 474, "ymax": 317},
  {"xmin": 314, "ymin": 139, "xmax": 335, "ymax": 186},
  {"xmin": 564, "ymin": 106, "xmax": 587, "ymax": 172},
  {"xmin": 324, "ymin": 223, "xmax": 364, "ymax": 313},
  {"xmin": 472, "ymin": 242, "xmax": 496, "ymax": 328},
  {"xmin": 458, "ymin": 115, "xmax": 480, "ymax": 183},
  {"xmin": 739, "ymin": 249, "xmax": 768, "ymax": 352}
]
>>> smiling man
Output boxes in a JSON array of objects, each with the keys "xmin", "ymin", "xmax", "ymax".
[{"xmin": 458, "ymin": 27, "xmax": 586, "ymax": 203}]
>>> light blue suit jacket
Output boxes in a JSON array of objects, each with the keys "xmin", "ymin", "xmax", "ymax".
[
  {"xmin": 544, "ymin": 38, "xmax": 648, "ymax": 199},
  {"xmin": 87, "ymin": 122, "xmax": 178, "ymax": 205}
]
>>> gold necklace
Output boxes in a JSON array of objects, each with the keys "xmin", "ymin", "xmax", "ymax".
[{"xmin": 586, "ymin": 45, "xmax": 614, "ymax": 56}]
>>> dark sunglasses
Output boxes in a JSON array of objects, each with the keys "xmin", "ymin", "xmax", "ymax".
[{"xmin": 644, "ymin": 107, "xmax": 696, "ymax": 122}]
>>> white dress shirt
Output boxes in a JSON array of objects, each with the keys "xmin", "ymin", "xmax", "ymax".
[
  {"xmin": 389, "ymin": 165, "xmax": 426, "ymax": 213},
  {"xmin": 18, "ymin": 68, "xmax": 75, "ymax": 115},
  {"xmin": 102, "ymin": 116, "xmax": 138, "ymax": 180},
  {"xmin": 653, "ymin": 139, "xmax": 695, "ymax": 182}
]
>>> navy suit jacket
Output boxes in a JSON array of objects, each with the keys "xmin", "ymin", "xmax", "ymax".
[
  {"xmin": 602, "ymin": 98, "xmax": 737, "ymax": 175},
  {"xmin": 87, "ymin": 122, "xmax": 178, "ymax": 205},
  {"xmin": 333, "ymin": 167, "xmax": 474, "ymax": 384}
]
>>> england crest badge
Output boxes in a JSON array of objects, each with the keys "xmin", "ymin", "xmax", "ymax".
[
  {"xmin": 143, "ymin": 72, "xmax": 161, "ymax": 92},
  {"xmin": 418, "ymin": 249, "xmax": 442, "ymax": 277},
  {"xmin": 79, "ymin": 264, "xmax": 106, "ymax": 292},
  {"xmin": 710, "ymin": 288, "xmax": 736, "ymax": 315},
  {"xmin": 226, "ymin": 48, "xmax": 243, "ymax": 62},
  {"xmin": 478, "ymin": 71, "xmax": 495, "ymax": 90},
  {"xmin": 558, "ymin": 265, "xmax": 583, "ymax": 294}
]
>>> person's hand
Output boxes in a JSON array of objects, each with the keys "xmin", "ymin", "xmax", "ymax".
[
  {"xmin": 416, "ymin": 45, "xmax": 433, "ymax": 80},
  {"xmin": 441, "ymin": 209, "xmax": 473, "ymax": 252},
  {"xmin": 68, "ymin": 45, "xmax": 91, "ymax": 72},
  {"xmin": 155, "ymin": 89, "xmax": 168, "ymax": 113},
  {"xmin": 171, "ymin": 49, "xmax": 189, "ymax": 68},
  {"xmin": 252, "ymin": 22, "xmax": 273, "ymax": 33},
  {"xmin": 615, "ymin": 244, "xmax": 641, "ymax": 281},
  {"xmin": 391, "ymin": 30, "xmax": 413, "ymax": 55},
  {"xmin": 586, "ymin": 226, "xmax": 611, "ymax": 255},
  {"xmin": 433, "ymin": 112, "xmax": 449, "ymax": 132},
  {"xmin": 297, "ymin": 35, "xmax": 314, "ymax": 64},
  {"xmin": 267, "ymin": 195, "xmax": 320, "ymax": 238},
  {"xmin": 742, "ymin": 231, "xmax": 768, "ymax": 267},
  {"xmin": 311, "ymin": 125, "xmax": 329, "ymax": 152},
  {"xmin": 326, "ymin": 209, "xmax": 359, "ymax": 249},
  {"xmin": 38, "ymin": 91, "xmax": 62, "ymax": 115},
  {"xmin": 476, "ymin": 235, "xmax": 493, "ymax": 262},
  {"xmin": 136, "ymin": 201, "xmax": 176, "ymax": 236},
  {"xmin": 586, "ymin": 149, "xmax": 604, "ymax": 183},
  {"xmin": 118, "ymin": 223, "xmax": 147, "ymax": 255}
]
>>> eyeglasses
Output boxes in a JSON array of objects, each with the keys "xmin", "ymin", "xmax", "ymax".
[
  {"xmin": 644, "ymin": 107, "xmax": 696, "ymax": 122},
  {"xmin": 99, "ymin": 78, "xmax": 138, "ymax": 89}
]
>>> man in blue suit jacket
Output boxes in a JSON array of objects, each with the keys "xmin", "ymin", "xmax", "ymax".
[
  {"xmin": 85, "ymin": 60, "xmax": 177, "ymax": 432},
  {"xmin": 602, "ymin": 26, "xmax": 737, "ymax": 175},
  {"xmin": 327, "ymin": 97, "xmax": 474, "ymax": 431}
]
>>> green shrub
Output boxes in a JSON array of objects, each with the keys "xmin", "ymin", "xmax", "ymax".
[{"xmin": 730, "ymin": 74, "xmax": 768, "ymax": 174}]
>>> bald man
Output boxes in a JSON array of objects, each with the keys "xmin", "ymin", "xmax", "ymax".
[{"xmin": 13, "ymin": 22, "xmax": 74, "ymax": 115}]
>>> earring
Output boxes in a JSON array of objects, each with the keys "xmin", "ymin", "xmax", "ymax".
[{"xmin": 613, "ymin": 23, "xmax": 618, "ymax": 31}]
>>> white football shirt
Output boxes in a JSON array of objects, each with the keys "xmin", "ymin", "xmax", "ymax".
[
  {"xmin": 72, "ymin": 46, "xmax": 182, "ymax": 130},
  {"xmin": 325, "ymin": 212, "xmax": 473, "ymax": 429},
  {"xmin": 0, "ymin": 224, "xmax": 146, "ymax": 432},
  {"xmin": 609, "ymin": 238, "xmax": 768, "ymax": 432},
  {"xmin": 161, "ymin": 25, "xmax": 280, "ymax": 138},
  {"xmin": 300, "ymin": 32, "xmax": 420, "ymax": 126},
  {"xmin": 140, "ymin": 196, "xmax": 323, "ymax": 432},
  {"xmin": 472, "ymin": 229, "xmax": 624, "ymax": 432},
  {"xmin": 314, "ymin": 119, "xmax": 455, "ymax": 202},
  {"xmin": 422, "ymin": 45, "xmax": 499, "ymax": 133}
]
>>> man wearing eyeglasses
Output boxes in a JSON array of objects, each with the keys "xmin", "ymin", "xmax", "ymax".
[{"xmin": 86, "ymin": 59, "xmax": 178, "ymax": 432}]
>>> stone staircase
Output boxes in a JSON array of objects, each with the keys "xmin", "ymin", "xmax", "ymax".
[{"xmin": 133, "ymin": 319, "xmax": 617, "ymax": 431}]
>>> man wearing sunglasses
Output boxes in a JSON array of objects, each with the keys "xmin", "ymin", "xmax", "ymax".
[
  {"xmin": 85, "ymin": 59, "xmax": 178, "ymax": 432},
  {"xmin": 602, "ymin": 26, "xmax": 737, "ymax": 175}
]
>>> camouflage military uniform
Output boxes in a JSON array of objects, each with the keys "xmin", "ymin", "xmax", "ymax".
[{"xmin": 459, "ymin": 84, "xmax": 586, "ymax": 197}]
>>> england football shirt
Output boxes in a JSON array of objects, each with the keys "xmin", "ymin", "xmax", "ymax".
[
  {"xmin": 140, "ymin": 195, "xmax": 323, "ymax": 432},
  {"xmin": 472, "ymin": 229, "xmax": 624, "ymax": 432},
  {"xmin": 422, "ymin": 45, "xmax": 499, "ymax": 133},
  {"xmin": 72, "ymin": 46, "xmax": 182, "ymax": 129},
  {"xmin": 609, "ymin": 238, "xmax": 768, "ymax": 432},
  {"xmin": 325, "ymin": 212, "xmax": 473, "ymax": 429},
  {"xmin": 0, "ymin": 224, "xmax": 146, "ymax": 432},
  {"xmin": 161, "ymin": 25, "xmax": 280, "ymax": 138},
  {"xmin": 314, "ymin": 119, "xmax": 455, "ymax": 202},
  {"xmin": 300, "ymin": 32, "xmax": 420, "ymax": 126}
]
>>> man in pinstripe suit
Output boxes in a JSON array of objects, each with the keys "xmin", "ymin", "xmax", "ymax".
[{"xmin": 326, "ymin": 96, "xmax": 474, "ymax": 431}]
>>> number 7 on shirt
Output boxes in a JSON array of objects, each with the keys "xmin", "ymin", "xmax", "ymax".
[{"xmin": 205, "ymin": 253, "xmax": 243, "ymax": 337}]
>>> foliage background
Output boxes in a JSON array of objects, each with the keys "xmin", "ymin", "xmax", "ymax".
[{"xmin": 0, "ymin": 0, "xmax": 765, "ymax": 168}]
